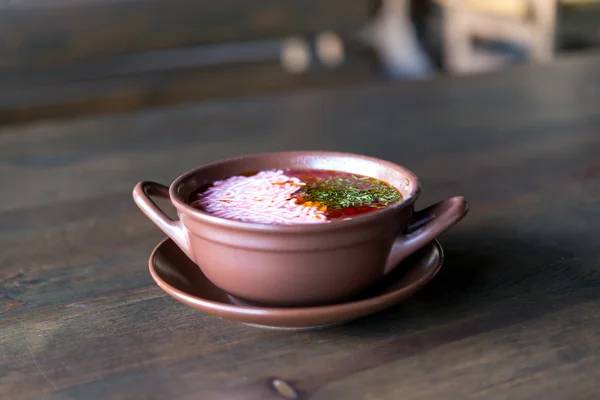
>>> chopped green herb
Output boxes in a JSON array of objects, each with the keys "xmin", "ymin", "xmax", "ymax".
[{"xmin": 298, "ymin": 176, "xmax": 402, "ymax": 209}]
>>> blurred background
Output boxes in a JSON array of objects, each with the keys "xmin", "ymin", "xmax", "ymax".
[{"xmin": 0, "ymin": 0, "xmax": 598, "ymax": 125}]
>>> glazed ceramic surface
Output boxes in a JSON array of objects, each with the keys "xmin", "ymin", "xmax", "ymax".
[{"xmin": 134, "ymin": 151, "xmax": 468, "ymax": 306}]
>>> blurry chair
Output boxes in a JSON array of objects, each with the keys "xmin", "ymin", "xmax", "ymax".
[
  {"xmin": 360, "ymin": 0, "xmax": 435, "ymax": 79},
  {"xmin": 436, "ymin": 0, "xmax": 558, "ymax": 74}
]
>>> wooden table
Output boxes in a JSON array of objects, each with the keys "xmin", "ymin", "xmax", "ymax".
[{"xmin": 2, "ymin": 52, "xmax": 600, "ymax": 400}]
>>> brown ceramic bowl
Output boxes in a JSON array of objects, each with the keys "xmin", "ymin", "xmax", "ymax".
[{"xmin": 133, "ymin": 151, "xmax": 468, "ymax": 307}]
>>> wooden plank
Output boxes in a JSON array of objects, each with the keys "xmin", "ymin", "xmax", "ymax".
[
  {"xmin": 1, "ymin": 52, "xmax": 600, "ymax": 399},
  {"xmin": 0, "ymin": 42, "xmax": 378, "ymax": 124},
  {"xmin": 0, "ymin": 0, "xmax": 368, "ymax": 69}
]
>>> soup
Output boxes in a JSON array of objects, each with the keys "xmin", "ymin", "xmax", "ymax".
[{"xmin": 189, "ymin": 169, "xmax": 403, "ymax": 225}]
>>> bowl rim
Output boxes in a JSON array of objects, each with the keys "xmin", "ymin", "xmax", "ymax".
[{"xmin": 168, "ymin": 150, "xmax": 421, "ymax": 233}]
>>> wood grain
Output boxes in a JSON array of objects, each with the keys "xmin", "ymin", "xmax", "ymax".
[
  {"xmin": 0, "ymin": 0, "xmax": 376, "ymax": 124},
  {"xmin": 0, "ymin": 57, "xmax": 378, "ymax": 125},
  {"xmin": 1, "ymin": 52, "xmax": 600, "ymax": 399},
  {"xmin": 0, "ymin": 0, "xmax": 367, "ymax": 68}
]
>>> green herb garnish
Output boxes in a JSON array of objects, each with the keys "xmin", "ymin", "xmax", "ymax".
[{"xmin": 299, "ymin": 176, "xmax": 402, "ymax": 209}]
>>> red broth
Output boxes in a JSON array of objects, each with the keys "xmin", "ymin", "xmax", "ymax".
[{"xmin": 189, "ymin": 169, "xmax": 403, "ymax": 224}]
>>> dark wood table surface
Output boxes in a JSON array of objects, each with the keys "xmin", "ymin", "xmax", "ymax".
[{"xmin": 2, "ymin": 52, "xmax": 600, "ymax": 400}]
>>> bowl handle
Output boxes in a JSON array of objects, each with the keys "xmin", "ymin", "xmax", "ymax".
[
  {"xmin": 133, "ymin": 181, "xmax": 191, "ymax": 259},
  {"xmin": 384, "ymin": 196, "xmax": 469, "ymax": 275}
]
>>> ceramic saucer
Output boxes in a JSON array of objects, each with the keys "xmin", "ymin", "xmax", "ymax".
[{"xmin": 149, "ymin": 238, "xmax": 444, "ymax": 330}]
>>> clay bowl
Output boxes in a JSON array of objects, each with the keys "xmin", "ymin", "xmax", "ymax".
[{"xmin": 133, "ymin": 151, "xmax": 468, "ymax": 307}]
